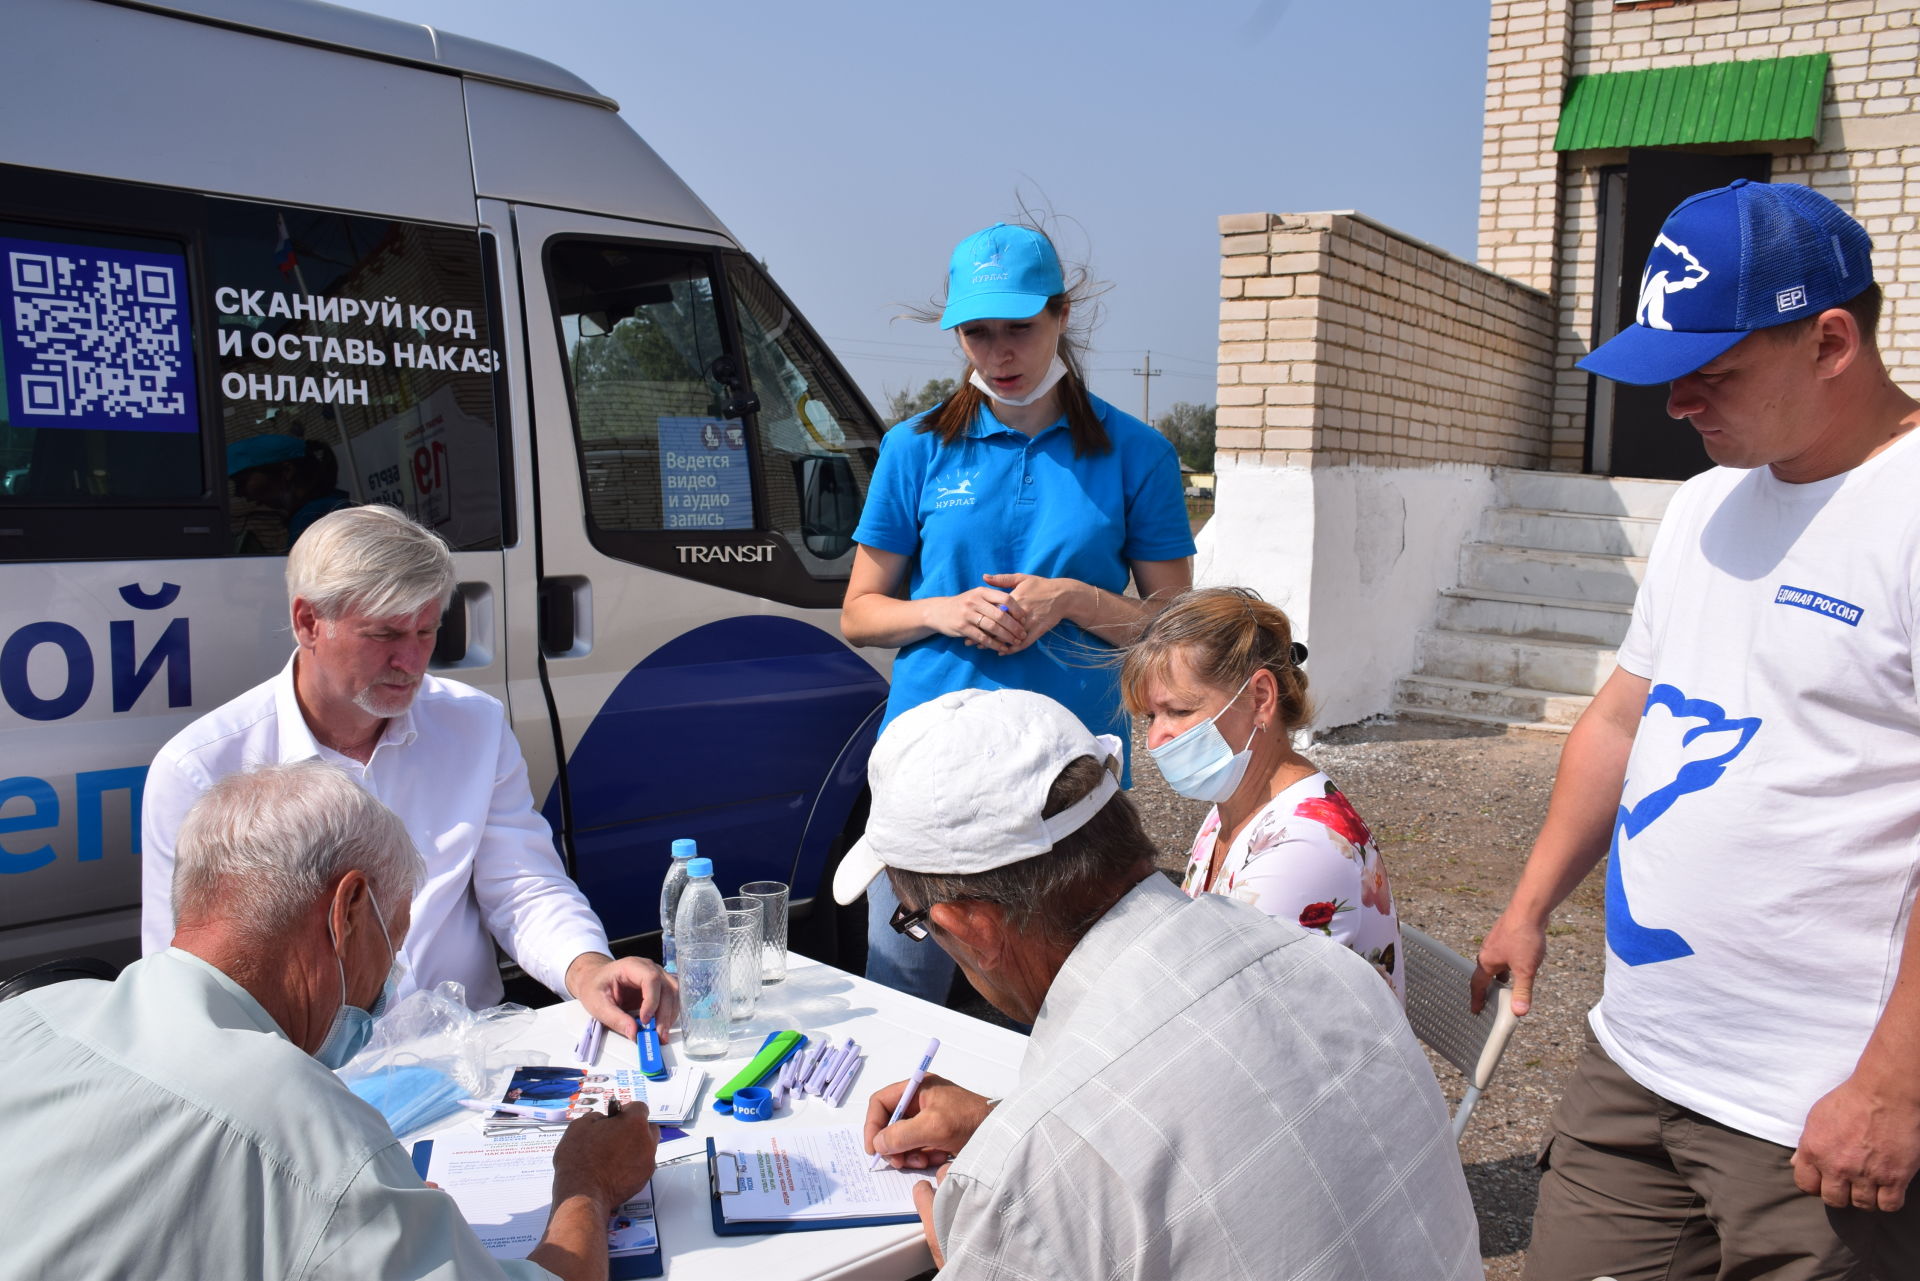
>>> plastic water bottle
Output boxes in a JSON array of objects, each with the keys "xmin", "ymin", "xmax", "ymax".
[
  {"xmin": 658, "ymin": 838, "xmax": 697, "ymax": 975},
  {"xmin": 674, "ymin": 857, "xmax": 731, "ymax": 1059}
]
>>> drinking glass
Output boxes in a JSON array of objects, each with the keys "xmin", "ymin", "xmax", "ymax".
[
  {"xmin": 722, "ymin": 897, "xmax": 763, "ymax": 1020},
  {"xmin": 741, "ymin": 881, "xmax": 789, "ymax": 983}
]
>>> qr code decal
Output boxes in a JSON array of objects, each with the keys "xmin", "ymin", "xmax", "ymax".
[{"xmin": 0, "ymin": 236, "xmax": 200, "ymax": 434}]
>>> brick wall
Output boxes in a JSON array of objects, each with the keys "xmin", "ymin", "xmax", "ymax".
[
  {"xmin": 1491, "ymin": 0, "xmax": 1920, "ymax": 469},
  {"xmin": 1480, "ymin": 0, "xmax": 1576, "ymax": 292},
  {"xmin": 1216, "ymin": 211, "xmax": 1556, "ymax": 471}
]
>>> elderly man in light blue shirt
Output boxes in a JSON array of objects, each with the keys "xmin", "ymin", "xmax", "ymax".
[{"xmin": 0, "ymin": 760, "xmax": 655, "ymax": 1281}]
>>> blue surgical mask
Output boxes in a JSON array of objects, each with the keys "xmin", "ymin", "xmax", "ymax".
[
  {"xmin": 1148, "ymin": 673, "xmax": 1261, "ymax": 803},
  {"xmin": 315, "ymin": 894, "xmax": 401, "ymax": 1070}
]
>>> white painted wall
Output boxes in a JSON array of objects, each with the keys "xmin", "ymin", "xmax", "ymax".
[{"xmin": 1197, "ymin": 459, "xmax": 1496, "ymax": 732}]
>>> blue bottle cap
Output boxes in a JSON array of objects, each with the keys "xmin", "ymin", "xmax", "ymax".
[
  {"xmin": 671, "ymin": 838, "xmax": 698, "ymax": 860},
  {"xmin": 686, "ymin": 857, "xmax": 713, "ymax": 878}
]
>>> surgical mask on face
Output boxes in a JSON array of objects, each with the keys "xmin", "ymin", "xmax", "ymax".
[
  {"xmin": 970, "ymin": 354, "xmax": 1069, "ymax": 407},
  {"xmin": 1147, "ymin": 673, "xmax": 1262, "ymax": 803},
  {"xmin": 315, "ymin": 893, "xmax": 402, "ymax": 1070}
]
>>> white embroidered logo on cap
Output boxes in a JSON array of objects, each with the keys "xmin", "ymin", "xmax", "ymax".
[
  {"xmin": 1637, "ymin": 234, "xmax": 1710, "ymax": 331},
  {"xmin": 1776, "ymin": 286, "xmax": 1807, "ymax": 312}
]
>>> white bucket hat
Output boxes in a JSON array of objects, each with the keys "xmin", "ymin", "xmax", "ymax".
[{"xmin": 832, "ymin": 687, "xmax": 1124, "ymax": 906}]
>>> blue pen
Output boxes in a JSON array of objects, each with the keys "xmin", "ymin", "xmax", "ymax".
[{"xmin": 639, "ymin": 1018, "xmax": 667, "ymax": 1080}]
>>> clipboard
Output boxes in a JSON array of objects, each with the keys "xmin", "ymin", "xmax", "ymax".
[
  {"xmin": 411, "ymin": 1140, "xmax": 664, "ymax": 1277},
  {"xmin": 706, "ymin": 1137, "xmax": 920, "ymax": 1236}
]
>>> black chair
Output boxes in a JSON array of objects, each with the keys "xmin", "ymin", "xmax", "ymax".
[{"xmin": 0, "ymin": 956, "xmax": 119, "ymax": 1003}]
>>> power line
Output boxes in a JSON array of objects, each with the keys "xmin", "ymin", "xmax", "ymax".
[{"xmin": 1132, "ymin": 351, "xmax": 1163, "ymax": 425}]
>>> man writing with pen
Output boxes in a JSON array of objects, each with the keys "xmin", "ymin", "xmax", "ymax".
[{"xmin": 834, "ymin": 688, "xmax": 1480, "ymax": 1279}]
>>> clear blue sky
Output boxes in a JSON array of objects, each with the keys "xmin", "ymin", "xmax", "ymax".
[{"xmin": 337, "ymin": 0, "xmax": 1492, "ymax": 420}]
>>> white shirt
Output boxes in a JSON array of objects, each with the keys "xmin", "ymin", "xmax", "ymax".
[
  {"xmin": 1600, "ymin": 429, "xmax": 1920, "ymax": 1147},
  {"xmin": 933, "ymin": 875, "xmax": 1481, "ymax": 1280},
  {"xmin": 140, "ymin": 656, "xmax": 609, "ymax": 1006},
  {"xmin": 0, "ymin": 948, "xmax": 551, "ymax": 1280}
]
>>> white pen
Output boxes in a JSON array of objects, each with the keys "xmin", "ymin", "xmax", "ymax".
[
  {"xmin": 458, "ymin": 1098, "xmax": 569, "ymax": 1123},
  {"xmin": 827, "ymin": 1052, "xmax": 862, "ymax": 1106},
  {"xmin": 870, "ymin": 1037, "xmax": 940, "ymax": 1170}
]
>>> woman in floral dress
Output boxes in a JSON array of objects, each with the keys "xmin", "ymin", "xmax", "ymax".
[{"xmin": 1121, "ymin": 587, "xmax": 1403, "ymax": 999}]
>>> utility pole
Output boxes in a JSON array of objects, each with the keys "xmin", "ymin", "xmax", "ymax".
[{"xmin": 1132, "ymin": 350, "xmax": 1163, "ymax": 425}]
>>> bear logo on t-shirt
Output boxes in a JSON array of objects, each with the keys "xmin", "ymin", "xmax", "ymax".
[{"xmin": 1608, "ymin": 684, "xmax": 1762, "ymax": 967}]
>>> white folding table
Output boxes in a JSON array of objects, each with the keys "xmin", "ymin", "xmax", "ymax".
[{"xmin": 410, "ymin": 952, "xmax": 1028, "ymax": 1280}]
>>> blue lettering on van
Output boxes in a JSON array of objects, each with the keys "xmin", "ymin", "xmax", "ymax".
[
  {"xmin": 0, "ymin": 583, "xmax": 191, "ymax": 722},
  {"xmin": 0, "ymin": 776, "xmax": 59, "ymax": 873},
  {"xmin": 0, "ymin": 768, "xmax": 147, "ymax": 874},
  {"xmin": 1773, "ymin": 584, "xmax": 1863, "ymax": 627},
  {"xmin": 1, "ymin": 622, "xmax": 94, "ymax": 721}
]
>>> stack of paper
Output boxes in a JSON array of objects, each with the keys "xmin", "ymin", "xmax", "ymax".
[{"xmin": 414, "ymin": 1131, "xmax": 661, "ymax": 1277}]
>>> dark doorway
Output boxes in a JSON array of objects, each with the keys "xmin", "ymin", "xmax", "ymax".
[{"xmin": 1589, "ymin": 149, "xmax": 1770, "ymax": 480}]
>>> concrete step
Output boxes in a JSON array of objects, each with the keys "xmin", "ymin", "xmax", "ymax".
[
  {"xmin": 1396, "ymin": 704, "xmax": 1574, "ymax": 736},
  {"xmin": 1497, "ymin": 469, "xmax": 1682, "ymax": 520},
  {"xmin": 1413, "ymin": 628, "xmax": 1617, "ymax": 695},
  {"xmin": 1481, "ymin": 507, "xmax": 1664, "ymax": 558},
  {"xmin": 1436, "ymin": 588, "xmax": 1632, "ymax": 646},
  {"xmin": 1395, "ymin": 673, "xmax": 1593, "ymax": 728},
  {"xmin": 1461, "ymin": 543, "xmax": 1646, "ymax": 605}
]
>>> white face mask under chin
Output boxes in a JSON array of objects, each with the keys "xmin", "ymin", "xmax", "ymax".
[{"xmin": 970, "ymin": 355, "xmax": 1069, "ymax": 408}]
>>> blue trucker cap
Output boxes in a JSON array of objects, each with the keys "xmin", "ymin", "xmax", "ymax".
[
  {"xmin": 226, "ymin": 434, "xmax": 306, "ymax": 476},
  {"xmin": 1579, "ymin": 180, "xmax": 1876, "ymax": 386},
  {"xmin": 940, "ymin": 223, "xmax": 1065, "ymax": 329}
]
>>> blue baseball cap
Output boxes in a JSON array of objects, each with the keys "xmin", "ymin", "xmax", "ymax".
[
  {"xmin": 939, "ymin": 223, "xmax": 1065, "ymax": 330},
  {"xmin": 1579, "ymin": 180, "xmax": 1875, "ymax": 386},
  {"xmin": 226, "ymin": 434, "xmax": 306, "ymax": 476}
]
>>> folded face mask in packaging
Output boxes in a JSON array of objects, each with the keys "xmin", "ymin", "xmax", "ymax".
[
  {"xmin": 347, "ymin": 1064, "xmax": 466, "ymax": 1135},
  {"xmin": 333, "ymin": 979, "xmax": 541, "ymax": 1138}
]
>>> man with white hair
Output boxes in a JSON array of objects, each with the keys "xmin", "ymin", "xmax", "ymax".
[
  {"xmin": 839, "ymin": 687, "xmax": 1480, "ymax": 1280},
  {"xmin": 1, "ymin": 762, "xmax": 657, "ymax": 1279},
  {"xmin": 140, "ymin": 505, "xmax": 674, "ymax": 1038}
]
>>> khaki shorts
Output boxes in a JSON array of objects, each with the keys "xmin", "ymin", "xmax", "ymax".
[{"xmin": 1526, "ymin": 1033, "xmax": 1919, "ymax": 1281}]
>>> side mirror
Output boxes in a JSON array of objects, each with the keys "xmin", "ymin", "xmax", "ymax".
[{"xmin": 797, "ymin": 456, "xmax": 858, "ymax": 559}]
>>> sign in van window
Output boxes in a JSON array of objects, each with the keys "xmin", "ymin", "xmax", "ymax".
[
  {"xmin": 0, "ymin": 237, "xmax": 199, "ymax": 434},
  {"xmin": 660, "ymin": 416, "xmax": 752, "ymax": 530},
  {"xmin": 207, "ymin": 205, "xmax": 504, "ymax": 552}
]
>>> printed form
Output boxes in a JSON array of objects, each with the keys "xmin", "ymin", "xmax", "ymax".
[{"xmin": 721, "ymin": 1126, "xmax": 932, "ymax": 1223}]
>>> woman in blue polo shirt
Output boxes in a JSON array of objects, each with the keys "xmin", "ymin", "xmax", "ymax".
[{"xmin": 841, "ymin": 222, "xmax": 1196, "ymax": 1002}]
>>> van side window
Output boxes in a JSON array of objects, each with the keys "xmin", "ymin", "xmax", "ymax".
[
  {"xmin": 548, "ymin": 240, "xmax": 734, "ymax": 534},
  {"xmin": 0, "ymin": 223, "xmax": 205, "ymax": 506},
  {"xmin": 0, "ymin": 164, "xmax": 506, "ymax": 559},
  {"xmin": 724, "ymin": 256, "xmax": 880, "ymax": 575},
  {"xmin": 206, "ymin": 206, "xmax": 504, "ymax": 554}
]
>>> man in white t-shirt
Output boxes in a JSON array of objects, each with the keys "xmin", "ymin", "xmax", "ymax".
[{"xmin": 1473, "ymin": 181, "xmax": 1920, "ymax": 1279}]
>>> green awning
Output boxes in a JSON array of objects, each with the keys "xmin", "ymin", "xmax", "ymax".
[{"xmin": 1554, "ymin": 54, "xmax": 1829, "ymax": 151}]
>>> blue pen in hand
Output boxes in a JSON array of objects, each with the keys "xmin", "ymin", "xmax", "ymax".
[{"xmin": 639, "ymin": 1018, "xmax": 667, "ymax": 1080}]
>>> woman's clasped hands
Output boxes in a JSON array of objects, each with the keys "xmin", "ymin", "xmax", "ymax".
[{"xmin": 927, "ymin": 574, "xmax": 1086, "ymax": 656}]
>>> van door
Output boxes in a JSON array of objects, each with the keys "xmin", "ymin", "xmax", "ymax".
[{"xmin": 512, "ymin": 207, "xmax": 887, "ymax": 944}]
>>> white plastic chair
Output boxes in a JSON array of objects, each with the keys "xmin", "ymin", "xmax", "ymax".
[{"xmin": 1400, "ymin": 924, "xmax": 1520, "ymax": 1143}]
